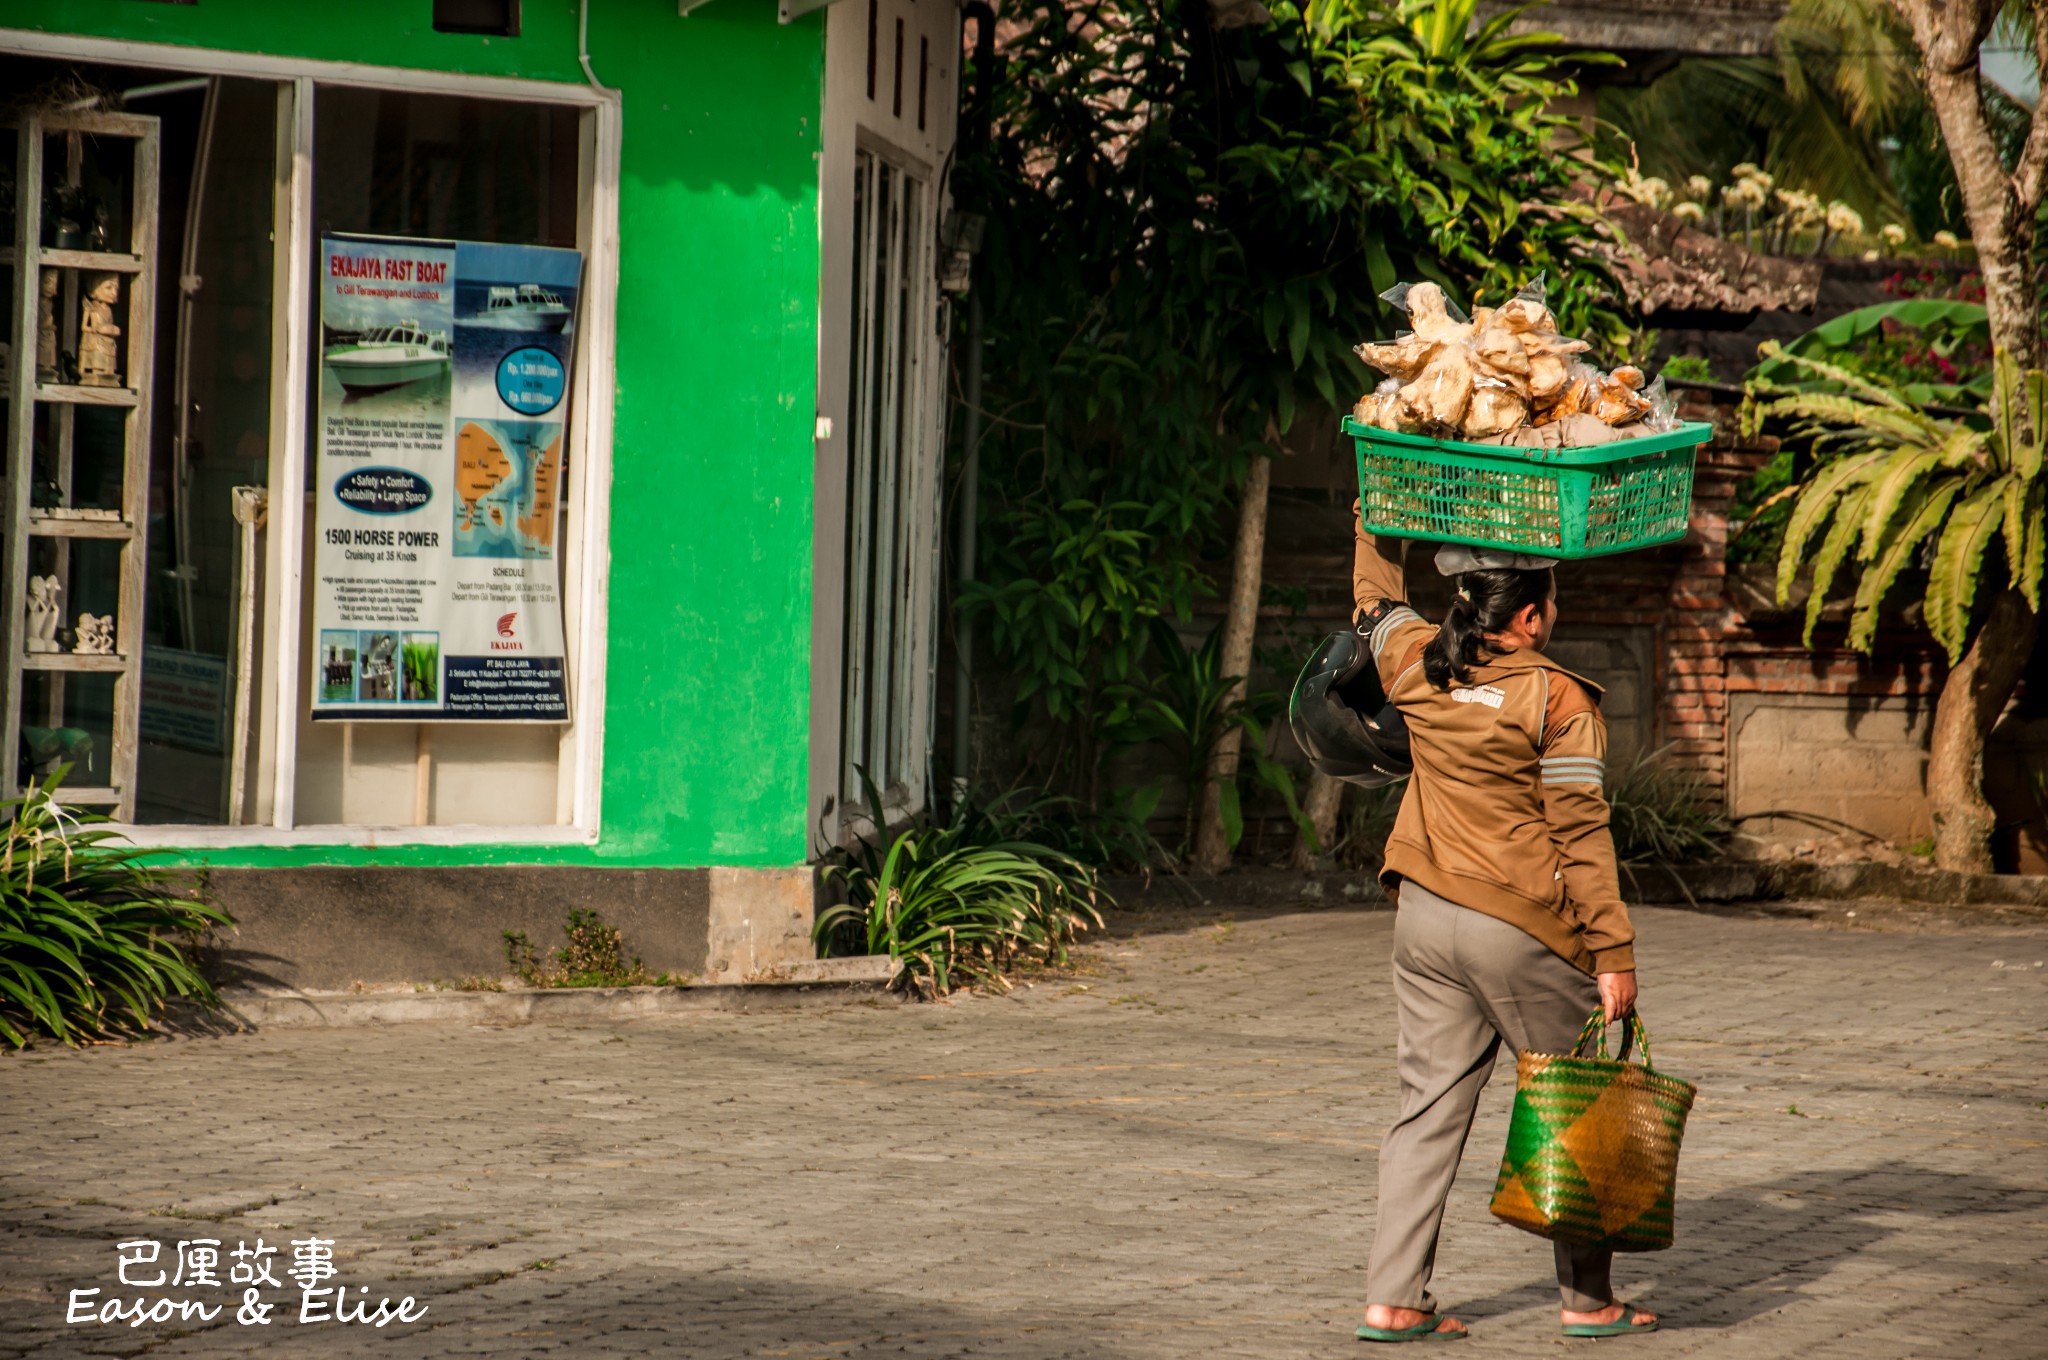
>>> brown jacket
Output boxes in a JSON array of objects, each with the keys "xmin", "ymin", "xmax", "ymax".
[{"xmin": 1353, "ymin": 507, "xmax": 1635, "ymax": 974}]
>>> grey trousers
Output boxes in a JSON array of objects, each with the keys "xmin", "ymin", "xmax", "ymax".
[{"xmin": 1364, "ymin": 880, "xmax": 1614, "ymax": 1315}]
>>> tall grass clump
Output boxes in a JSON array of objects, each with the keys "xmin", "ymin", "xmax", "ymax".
[
  {"xmin": 815, "ymin": 776, "xmax": 1109, "ymax": 999},
  {"xmin": 1607, "ymin": 747, "xmax": 1733, "ymax": 865},
  {"xmin": 0, "ymin": 773, "xmax": 231, "ymax": 1048}
]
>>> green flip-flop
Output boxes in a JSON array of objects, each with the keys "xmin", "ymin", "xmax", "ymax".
[
  {"xmin": 1356, "ymin": 1315, "xmax": 1469, "ymax": 1342},
  {"xmin": 1562, "ymin": 1304, "xmax": 1659, "ymax": 1338}
]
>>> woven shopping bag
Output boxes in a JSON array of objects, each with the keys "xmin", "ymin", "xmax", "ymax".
[{"xmin": 1489, "ymin": 1010, "xmax": 1697, "ymax": 1252}]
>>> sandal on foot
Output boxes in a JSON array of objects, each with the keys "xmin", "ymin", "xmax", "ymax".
[
  {"xmin": 1562, "ymin": 1304, "xmax": 1659, "ymax": 1338},
  {"xmin": 1357, "ymin": 1316, "xmax": 1468, "ymax": 1342}
]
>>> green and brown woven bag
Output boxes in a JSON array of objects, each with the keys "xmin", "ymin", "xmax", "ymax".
[{"xmin": 1489, "ymin": 1010, "xmax": 1697, "ymax": 1252}]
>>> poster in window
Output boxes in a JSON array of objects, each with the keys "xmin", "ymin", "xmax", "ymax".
[{"xmin": 311, "ymin": 233, "xmax": 580, "ymax": 721}]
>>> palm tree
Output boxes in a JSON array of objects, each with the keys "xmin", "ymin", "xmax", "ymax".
[
  {"xmin": 1748, "ymin": 347, "xmax": 2044, "ymax": 869},
  {"xmin": 1737, "ymin": 0, "xmax": 2047, "ymax": 873},
  {"xmin": 1600, "ymin": 0, "xmax": 1925, "ymax": 229}
]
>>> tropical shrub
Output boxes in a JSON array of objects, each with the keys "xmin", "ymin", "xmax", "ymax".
[
  {"xmin": 947, "ymin": 785, "xmax": 1160, "ymax": 877},
  {"xmin": 1743, "ymin": 345, "xmax": 2045, "ymax": 870},
  {"xmin": 1596, "ymin": 1, "xmax": 1935, "ymax": 237},
  {"xmin": 1748, "ymin": 297, "xmax": 1993, "ymax": 408},
  {"xmin": 0, "ymin": 774, "xmax": 231, "ymax": 1048},
  {"xmin": 954, "ymin": 0, "xmax": 1629, "ymax": 799},
  {"xmin": 1332, "ymin": 782, "xmax": 1405, "ymax": 872},
  {"xmin": 1744, "ymin": 347, "xmax": 2042, "ymax": 657},
  {"xmin": 1107, "ymin": 618, "xmax": 1309, "ymax": 857},
  {"xmin": 1732, "ymin": 295, "xmax": 2000, "ymax": 565},
  {"xmin": 1659, "ymin": 355, "xmax": 1715, "ymax": 384},
  {"xmin": 815, "ymin": 780, "xmax": 1107, "ymax": 998},
  {"xmin": 1607, "ymin": 748, "xmax": 1733, "ymax": 866}
]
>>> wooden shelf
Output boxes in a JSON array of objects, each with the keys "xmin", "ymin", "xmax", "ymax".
[
  {"xmin": 48, "ymin": 786, "xmax": 122, "ymax": 805},
  {"xmin": 34, "ymin": 382, "xmax": 138, "ymax": 408},
  {"xmin": 22, "ymin": 652, "xmax": 127, "ymax": 673},
  {"xmin": 4, "ymin": 110, "xmax": 159, "ymax": 826},
  {"xmin": 38, "ymin": 248, "xmax": 144, "ymax": 274},
  {"xmin": 28, "ymin": 513, "xmax": 135, "ymax": 539}
]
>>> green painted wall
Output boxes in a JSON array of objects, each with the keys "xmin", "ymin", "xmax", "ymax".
[{"xmin": 1, "ymin": 1, "xmax": 824, "ymax": 869}]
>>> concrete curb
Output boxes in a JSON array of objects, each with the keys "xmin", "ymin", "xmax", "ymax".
[
  {"xmin": 1620, "ymin": 862, "xmax": 1772, "ymax": 904},
  {"xmin": 1763, "ymin": 860, "xmax": 2048, "ymax": 910},
  {"xmin": 1102, "ymin": 863, "xmax": 2048, "ymax": 915},
  {"xmin": 191, "ymin": 957, "xmax": 904, "ymax": 1030},
  {"xmin": 208, "ymin": 980, "xmax": 896, "ymax": 1029},
  {"xmin": 1100, "ymin": 871, "xmax": 1392, "ymax": 911}
]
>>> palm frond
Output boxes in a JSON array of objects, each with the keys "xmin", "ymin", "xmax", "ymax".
[
  {"xmin": 1805, "ymin": 483, "xmax": 1875, "ymax": 644},
  {"xmin": 1925, "ymin": 481, "xmax": 2013, "ymax": 660},
  {"xmin": 1848, "ymin": 480, "xmax": 1959, "ymax": 649},
  {"xmin": 1775, "ymin": 449, "xmax": 1890, "ymax": 605}
]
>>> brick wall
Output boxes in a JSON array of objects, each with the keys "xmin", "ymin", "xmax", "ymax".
[{"xmin": 961, "ymin": 387, "xmax": 1969, "ymax": 856}]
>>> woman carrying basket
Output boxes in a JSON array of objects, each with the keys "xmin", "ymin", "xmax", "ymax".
[{"xmin": 1343, "ymin": 509, "xmax": 1658, "ymax": 1343}]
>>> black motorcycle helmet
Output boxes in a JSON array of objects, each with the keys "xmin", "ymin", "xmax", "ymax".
[{"xmin": 1287, "ymin": 629, "xmax": 1412, "ymax": 789}]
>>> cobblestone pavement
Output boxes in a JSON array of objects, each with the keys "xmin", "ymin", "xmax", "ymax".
[{"xmin": 3, "ymin": 901, "xmax": 2045, "ymax": 1360}]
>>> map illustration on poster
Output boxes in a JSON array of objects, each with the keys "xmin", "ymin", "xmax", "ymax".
[{"xmin": 312, "ymin": 234, "xmax": 581, "ymax": 721}]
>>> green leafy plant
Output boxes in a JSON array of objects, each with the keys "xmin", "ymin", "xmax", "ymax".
[
  {"xmin": 955, "ymin": 0, "xmax": 1628, "ymax": 796},
  {"xmin": 949, "ymin": 784, "xmax": 1161, "ymax": 876},
  {"xmin": 1742, "ymin": 346, "xmax": 2045, "ymax": 872},
  {"xmin": 1743, "ymin": 347, "xmax": 2042, "ymax": 657},
  {"xmin": 1606, "ymin": 747, "xmax": 1733, "ymax": 866},
  {"xmin": 814, "ymin": 775, "xmax": 1107, "ymax": 999},
  {"xmin": 1596, "ymin": 0, "xmax": 1923, "ymax": 231},
  {"xmin": 961, "ymin": 496, "xmax": 1205, "ymax": 786},
  {"xmin": 0, "ymin": 772, "xmax": 231, "ymax": 1048},
  {"xmin": 1749, "ymin": 299, "xmax": 1992, "ymax": 407},
  {"xmin": 502, "ymin": 908, "xmax": 660, "ymax": 988},
  {"xmin": 1108, "ymin": 618, "xmax": 1310, "ymax": 856},
  {"xmin": 1660, "ymin": 355, "xmax": 1715, "ymax": 384},
  {"xmin": 1333, "ymin": 781, "xmax": 1405, "ymax": 872}
]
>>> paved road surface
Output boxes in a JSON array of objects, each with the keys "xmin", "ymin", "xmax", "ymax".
[{"xmin": 2, "ymin": 901, "xmax": 2044, "ymax": 1358}]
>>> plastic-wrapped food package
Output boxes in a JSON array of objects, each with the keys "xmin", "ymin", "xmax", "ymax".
[
  {"xmin": 1639, "ymin": 374, "xmax": 1680, "ymax": 432},
  {"xmin": 1352, "ymin": 278, "xmax": 1665, "ymax": 445},
  {"xmin": 1378, "ymin": 281, "xmax": 1470, "ymax": 327}
]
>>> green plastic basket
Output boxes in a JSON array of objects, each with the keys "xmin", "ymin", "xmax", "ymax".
[{"xmin": 1344, "ymin": 417, "xmax": 1714, "ymax": 560}]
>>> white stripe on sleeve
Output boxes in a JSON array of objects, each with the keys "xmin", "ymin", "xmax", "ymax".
[{"xmin": 1370, "ymin": 607, "xmax": 1423, "ymax": 660}]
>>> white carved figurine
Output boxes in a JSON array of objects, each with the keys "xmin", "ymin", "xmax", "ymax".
[
  {"xmin": 78, "ymin": 273, "xmax": 122, "ymax": 388},
  {"xmin": 73, "ymin": 612, "xmax": 116, "ymax": 655},
  {"xmin": 25, "ymin": 576, "xmax": 62, "ymax": 653}
]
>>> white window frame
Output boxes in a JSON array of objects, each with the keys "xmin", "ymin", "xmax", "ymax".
[{"xmin": 0, "ymin": 29, "xmax": 621, "ymax": 849}]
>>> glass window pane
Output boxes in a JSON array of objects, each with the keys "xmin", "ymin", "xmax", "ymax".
[
  {"xmin": 295, "ymin": 87, "xmax": 582, "ymax": 828},
  {"xmin": 133, "ymin": 77, "xmax": 280, "ymax": 824},
  {"xmin": 314, "ymin": 88, "xmax": 579, "ymax": 248}
]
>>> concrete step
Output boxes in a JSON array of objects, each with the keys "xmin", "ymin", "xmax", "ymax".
[{"xmin": 199, "ymin": 961, "xmax": 901, "ymax": 1030}]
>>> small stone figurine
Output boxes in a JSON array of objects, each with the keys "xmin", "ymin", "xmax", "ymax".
[
  {"xmin": 73, "ymin": 612, "xmax": 116, "ymax": 655},
  {"xmin": 25, "ymin": 576, "xmax": 62, "ymax": 653},
  {"xmin": 35, "ymin": 269, "xmax": 61, "ymax": 383},
  {"xmin": 78, "ymin": 273, "xmax": 122, "ymax": 388}
]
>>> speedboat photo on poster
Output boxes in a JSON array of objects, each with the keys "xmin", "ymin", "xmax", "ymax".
[{"xmin": 311, "ymin": 233, "xmax": 582, "ymax": 722}]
